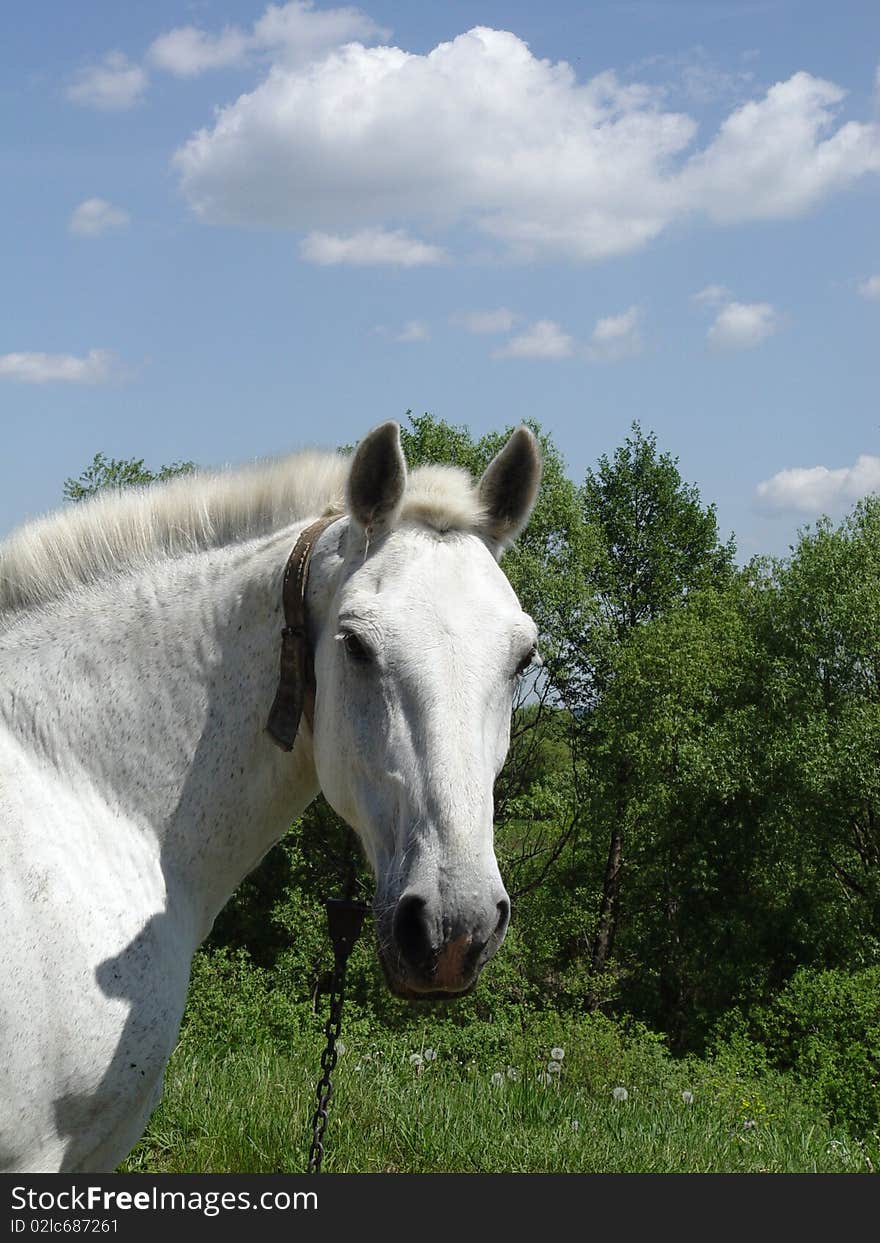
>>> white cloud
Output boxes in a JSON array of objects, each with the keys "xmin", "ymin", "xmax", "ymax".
[
  {"xmin": 172, "ymin": 29, "xmax": 689, "ymax": 256},
  {"xmin": 679, "ymin": 55, "xmax": 755, "ymax": 108},
  {"xmin": 682, "ymin": 72, "xmax": 880, "ymax": 223},
  {"xmin": 67, "ymin": 52, "xmax": 147, "ymax": 110},
  {"xmin": 395, "ymin": 320, "xmax": 430, "ymax": 343},
  {"xmin": 148, "ymin": 25, "xmax": 250, "ymax": 77},
  {"xmin": 628, "ymin": 46, "xmax": 756, "ymax": 108},
  {"xmin": 692, "ymin": 284, "xmax": 731, "ymax": 306},
  {"xmin": 250, "ymin": 0, "xmax": 387, "ymax": 65},
  {"xmin": 69, "ymin": 198, "xmax": 130, "ymax": 238},
  {"xmin": 858, "ymin": 274, "xmax": 880, "ymax": 300},
  {"xmin": 148, "ymin": 2, "xmax": 386, "ymax": 77},
  {"xmin": 494, "ymin": 320, "xmax": 573, "ymax": 360},
  {"xmin": 299, "ymin": 228, "xmax": 446, "ymax": 267},
  {"xmin": 707, "ymin": 301, "xmax": 780, "ymax": 351},
  {"xmin": 0, "ymin": 349, "xmax": 119, "ymax": 385},
  {"xmin": 756, "ymin": 454, "xmax": 880, "ymax": 515},
  {"xmin": 586, "ymin": 306, "xmax": 642, "ymax": 362},
  {"xmin": 171, "ymin": 28, "xmax": 880, "ymax": 262},
  {"xmin": 451, "ymin": 308, "xmax": 519, "ymax": 334}
]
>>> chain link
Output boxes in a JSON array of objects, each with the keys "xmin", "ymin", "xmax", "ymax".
[
  {"xmin": 307, "ymin": 898, "xmax": 367, "ymax": 1173},
  {"xmin": 307, "ymin": 956, "xmax": 348, "ymax": 1172}
]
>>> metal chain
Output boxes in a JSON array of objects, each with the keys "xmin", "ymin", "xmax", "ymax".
[
  {"xmin": 307, "ymin": 956, "xmax": 346, "ymax": 1172},
  {"xmin": 307, "ymin": 898, "xmax": 367, "ymax": 1173}
]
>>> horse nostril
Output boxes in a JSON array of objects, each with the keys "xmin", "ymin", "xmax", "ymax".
[
  {"xmin": 495, "ymin": 898, "xmax": 511, "ymax": 940},
  {"xmin": 393, "ymin": 893, "xmax": 434, "ymax": 971}
]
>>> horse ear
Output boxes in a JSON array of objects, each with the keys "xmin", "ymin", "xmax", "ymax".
[
  {"xmin": 478, "ymin": 426, "xmax": 542, "ymax": 557},
  {"xmin": 346, "ymin": 421, "xmax": 407, "ymax": 537}
]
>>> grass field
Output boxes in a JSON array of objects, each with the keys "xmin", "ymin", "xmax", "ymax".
[{"xmin": 120, "ymin": 1012, "xmax": 876, "ymax": 1174}]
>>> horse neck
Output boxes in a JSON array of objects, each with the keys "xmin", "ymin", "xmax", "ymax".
[{"xmin": 0, "ymin": 529, "xmax": 322, "ymax": 938}]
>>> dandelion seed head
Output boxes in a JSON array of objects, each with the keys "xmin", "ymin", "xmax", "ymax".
[
  {"xmin": 682, "ymin": 1090, "xmax": 694, "ymax": 1105},
  {"xmin": 491, "ymin": 1071, "xmax": 504, "ymax": 1086},
  {"xmin": 506, "ymin": 1067, "xmax": 520, "ymax": 1081},
  {"xmin": 547, "ymin": 1060, "xmax": 562, "ymax": 1074},
  {"xmin": 409, "ymin": 1053, "xmax": 423, "ymax": 1068},
  {"xmin": 551, "ymin": 1047, "xmax": 565, "ymax": 1061},
  {"xmin": 335, "ymin": 1041, "xmax": 346, "ymax": 1056},
  {"xmin": 612, "ymin": 1086, "xmax": 629, "ymax": 1102},
  {"xmin": 571, "ymin": 1120, "xmax": 580, "ymax": 1132}
]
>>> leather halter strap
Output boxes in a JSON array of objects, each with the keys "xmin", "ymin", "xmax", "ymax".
[{"xmin": 266, "ymin": 514, "xmax": 341, "ymax": 752}]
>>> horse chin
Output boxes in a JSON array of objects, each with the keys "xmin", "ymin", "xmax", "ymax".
[
  {"xmin": 378, "ymin": 953, "xmax": 479, "ymax": 1002},
  {"xmin": 391, "ymin": 981, "xmax": 477, "ymax": 1003}
]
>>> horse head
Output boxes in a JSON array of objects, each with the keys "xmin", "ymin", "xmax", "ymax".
[{"xmin": 308, "ymin": 422, "xmax": 541, "ymax": 999}]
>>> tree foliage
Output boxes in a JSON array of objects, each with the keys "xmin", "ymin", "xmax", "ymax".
[
  {"xmin": 570, "ymin": 499, "xmax": 880, "ymax": 1047},
  {"xmin": 63, "ymin": 452, "xmax": 195, "ymax": 502},
  {"xmin": 562, "ymin": 423, "xmax": 737, "ymax": 997},
  {"xmin": 582, "ymin": 423, "xmax": 736, "ymax": 637}
]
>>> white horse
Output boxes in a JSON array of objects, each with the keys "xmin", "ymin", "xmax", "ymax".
[{"xmin": 0, "ymin": 421, "xmax": 541, "ymax": 1173}]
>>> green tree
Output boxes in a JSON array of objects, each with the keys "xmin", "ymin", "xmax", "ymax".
[
  {"xmin": 63, "ymin": 452, "xmax": 195, "ymax": 502},
  {"xmin": 574, "ymin": 423, "xmax": 736, "ymax": 984},
  {"xmin": 582, "ymin": 423, "xmax": 735, "ymax": 637},
  {"xmin": 759, "ymin": 498, "xmax": 880, "ymax": 960},
  {"xmin": 583, "ymin": 497, "xmax": 880, "ymax": 1046},
  {"xmin": 588, "ymin": 578, "xmax": 777, "ymax": 1044}
]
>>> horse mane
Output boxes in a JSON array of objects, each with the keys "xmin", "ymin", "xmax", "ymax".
[{"xmin": 0, "ymin": 450, "xmax": 486, "ymax": 620}]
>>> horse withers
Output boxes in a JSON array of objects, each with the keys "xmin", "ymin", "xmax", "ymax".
[{"xmin": 0, "ymin": 421, "xmax": 541, "ymax": 1172}]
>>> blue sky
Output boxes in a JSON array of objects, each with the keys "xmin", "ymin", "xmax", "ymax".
[{"xmin": 1, "ymin": 0, "xmax": 878, "ymax": 559}]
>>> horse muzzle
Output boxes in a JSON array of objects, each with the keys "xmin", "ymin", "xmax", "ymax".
[{"xmin": 378, "ymin": 888, "xmax": 511, "ymax": 999}]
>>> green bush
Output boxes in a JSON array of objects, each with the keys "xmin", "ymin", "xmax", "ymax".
[
  {"xmin": 181, "ymin": 946, "xmax": 309, "ymax": 1054},
  {"xmin": 716, "ymin": 966, "xmax": 880, "ymax": 1138}
]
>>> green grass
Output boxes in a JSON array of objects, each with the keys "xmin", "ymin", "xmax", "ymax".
[{"xmin": 120, "ymin": 1013, "xmax": 875, "ymax": 1174}]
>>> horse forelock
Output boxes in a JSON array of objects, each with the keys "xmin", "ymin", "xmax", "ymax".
[
  {"xmin": 398, "ymin": 464, "xmax": 487, "ymax": 534},
  {"xmin": 0, "ymin": 451, "xmax": 489, "ymax": 621}
]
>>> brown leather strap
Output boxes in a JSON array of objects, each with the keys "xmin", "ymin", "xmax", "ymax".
[{"xmin": 266, "ymin": 514, "xmax": 340, "ymax": 752}]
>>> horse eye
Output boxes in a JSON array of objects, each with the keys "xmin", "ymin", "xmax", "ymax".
[
  {"xmin": 343, "ymin": 632, "xmax": 371, "ymax": 664},
  {"xmin": 515, "ymin": 644, "xmax": 539, "ymax": 677}
]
